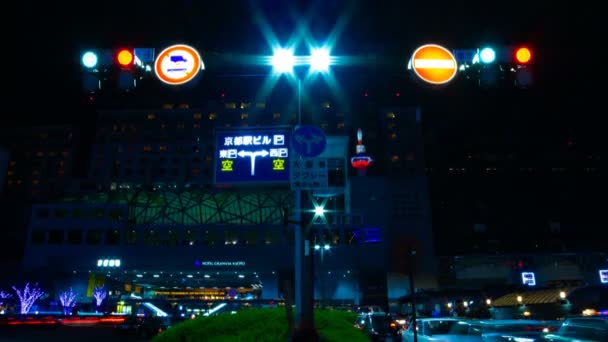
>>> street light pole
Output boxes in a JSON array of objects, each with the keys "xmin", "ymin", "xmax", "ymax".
[
  {"xmin": 272, "ymin": 47, "xmax": 332, "ymax": 340},
  {"xmin": 293, "ymin": 76, "xmax": 318, "ymax": 341}
]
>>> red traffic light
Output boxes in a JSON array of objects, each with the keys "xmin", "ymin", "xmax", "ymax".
[
  {"xmin": 515, "ymin": 47, "xmax": 532, "ymax": 64},
  {"xmin": 116, "ymin": 49, "xmax": 134, "ymax": 67}
]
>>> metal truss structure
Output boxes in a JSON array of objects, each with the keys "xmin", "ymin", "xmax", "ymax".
[{"xmin": 60, "ymin": 190, "xmax": 293, "ymax": 226}]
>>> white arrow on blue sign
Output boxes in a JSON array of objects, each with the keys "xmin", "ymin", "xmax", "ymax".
[{"xmin": 292, "ymin": 125, "xmax": 327, "ymax": 157}]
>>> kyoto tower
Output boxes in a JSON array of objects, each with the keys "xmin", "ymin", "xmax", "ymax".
[{"xmin": 350, "ymin": 128, "xmax": 373, "ymax": 176}]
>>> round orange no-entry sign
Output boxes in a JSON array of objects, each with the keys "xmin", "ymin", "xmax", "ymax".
[{"xmin": 411, "ymin": 44, "xmax": 458, "ymax": 84}]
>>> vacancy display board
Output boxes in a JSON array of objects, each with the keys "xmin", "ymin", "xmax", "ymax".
[{"xmin": 214, "ymin": 128, "xmax": 291, "ymax": 185}]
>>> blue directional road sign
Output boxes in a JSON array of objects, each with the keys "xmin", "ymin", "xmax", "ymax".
[{"xmin": 292, "ymin": 125, "xmax": 327, "ymax": 157}]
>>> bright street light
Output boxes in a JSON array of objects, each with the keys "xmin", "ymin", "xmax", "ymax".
[
  {"xmin": 310, "ymin": 48, "xmax": 330, "ymax": 72},
  {"xmin": 314, "ymin": 206, "xmax": 325, "ymax": 216},
  {"xmin": 272, "ymin": 48, "xmax": 295, "ymax": 73}
]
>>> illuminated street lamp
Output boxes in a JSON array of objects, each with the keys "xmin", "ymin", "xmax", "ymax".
[
  {"xmin": 271, "ymin": 48, "xmax": 295, "ymax": 73},
  {"xmin": 309, "ymin": 48, "xmax": 331, "ymax": 72}
]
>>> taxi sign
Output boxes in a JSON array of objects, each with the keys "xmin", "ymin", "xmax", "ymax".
[
  {"xmin": 411, "ymin": 44, "xmax": 457, "ymax": 84},
  {"xmin": 154, "ymin": 44, "xmax": 204, "ymax": 85}
]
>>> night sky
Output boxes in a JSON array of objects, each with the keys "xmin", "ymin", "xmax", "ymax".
[{"xmin": 1, "ymin": 1, "xmax": 598, "ymax": 147}]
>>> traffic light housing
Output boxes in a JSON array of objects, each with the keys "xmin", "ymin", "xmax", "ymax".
[
  {"xmin": 79, "ymin": 47, "xmax": 155, "ymax": 93},
  {"xmin": 455, "ymin": 45, "xmax": 533, "ymax": 88}
]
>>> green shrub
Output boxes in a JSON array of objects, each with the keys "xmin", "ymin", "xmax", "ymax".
[{"xmin": 152, "ymin": 308, "xmax": 369, "ymax": 342}]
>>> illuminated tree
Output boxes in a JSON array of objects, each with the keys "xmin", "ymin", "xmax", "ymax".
[
  {"xmin": 0, "ymin": 291, "xmax": 11, "ymax": 306},
  {"xmin": 12, "ymin": 282, "xmax": 44, "ymax": 314},
  {"xmin": 59, "ymin": 288, "xmax": 77, "ymax": 315},
  {"xmin": 93, "ymin": 286, "xmax": 106, "ymax": 308}
]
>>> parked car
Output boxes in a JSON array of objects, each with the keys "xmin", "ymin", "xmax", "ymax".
[
  {"xmin": 475, "ymin": 319, "xmax": 560, "ymax": 341},
  {"xmin": 541, "ymin": 316, "xmax": 608, "ymax": 341},
  {"xmin": 401, "ymin": 317, "xmax": 483, "ymax": 342},
  {"xmin": 354, "ymin": 312, "xmax": 401, "ymax": 341}
]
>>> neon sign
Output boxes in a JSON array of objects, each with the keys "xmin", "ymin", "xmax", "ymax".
[
  {"xmin": 521, "ymin": 272, "xmax": 536, "ymax": 286},
  {"xmin": 599, "ymin": 270, "xmax": 608, "ymax": 284},
  {"xmin": 215, "ymin": 129, "xmax": 290, "ymax": 184}
]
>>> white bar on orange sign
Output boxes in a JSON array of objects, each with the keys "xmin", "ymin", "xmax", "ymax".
[{"xmin": 413, "ymin": 59, "xmax": 456, "ymax": 69}]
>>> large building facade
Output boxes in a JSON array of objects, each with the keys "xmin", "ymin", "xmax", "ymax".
[{"xmin": 21, "ymin": 99, "xmax": 437, "ymax": 308}]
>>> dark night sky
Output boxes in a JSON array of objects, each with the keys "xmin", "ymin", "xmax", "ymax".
[{"xmin": 1, "ymin": 0, "xmax": 598, "ymax": 136}]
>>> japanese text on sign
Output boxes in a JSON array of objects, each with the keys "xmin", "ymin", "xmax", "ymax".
[
  {"xmin": 215, "ymin": 129, "xmax": 291, "ymax": 184},
  {"xmin": 290, "ymin": 158, "xmax": 329, "ymax": 190}
]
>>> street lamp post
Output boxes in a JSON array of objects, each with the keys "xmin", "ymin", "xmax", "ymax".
[{"xmin": 272, "ymin": 47, "xmax": 331, "ymax": 341}]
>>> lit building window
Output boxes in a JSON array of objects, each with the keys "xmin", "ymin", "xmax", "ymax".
[
  {"xmin": 241, "ymin": 113, "xmax": 249, "ymax": 120},
  {"xmin": 143, "ymin": 146, "xmax": 152, "ymax": 152},
  {"xmin": 209, "ymin": 113, "xmax": 217, "ymax": 120},
  {"xmin": 273, "ymin": 113, "xmax": 281, "ymax": 119},
  {"xmin": 387, "ymin": 112, "xmax": 396, "ymax": 119},
  {"xmin": 256, "ymin": 102, "xmax": 266, "ymax": 108},
  {"xmin": 32, "ymin": 179, "xmax": 40, "ymax": 185},
  {"xmin": 390, "ymin": 133, "xmax": 397, "ymax": 140},
  {"xmin": 159, "ymin": 145, "xmax": 168, "ymax": 152},
  {"xmin": 321, "ymin": 102, "xmax": 331, "ymax": 109},
  {"xmin": 391, "ymin": 155, "xmax": 400, "ymax": 162},
  {"xmin": 162, "ymin": 104, "xmax": 174, "ymax": 109},
  {"xmin": 337, "ymin": 122, "xmax": 345, "ymax": 129},
  {"xmin": 193, "ymin": 123, "xmax": 201, "ymax": 129},
  {"xmin": 225, "ymin": 103, "xmax": 236, "ymax": 109},
  {"xmin": 7, "ymin": 170, "xmax": 15, "ymax": 176},
  {"xmin": 147, "ymin": 114, "xmax": 156, "ymax": 120},
  {"xmin": 178, "ymin": 103, "xmax": 189, "ymax": 109},
  {"xmin": 193, "ymin": 113, "xmax": 202, "ymax": 120},
  {"xmin": 240, "ymin": 102, "xmax": 251, "ymax": 109}
]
